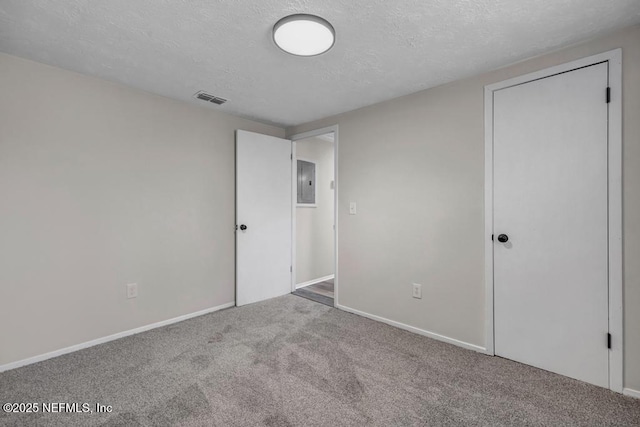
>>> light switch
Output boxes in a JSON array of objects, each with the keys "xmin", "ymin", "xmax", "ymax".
[{"xmin": 349, "ymin": 202, "xmax": 357, "ymax": 215}]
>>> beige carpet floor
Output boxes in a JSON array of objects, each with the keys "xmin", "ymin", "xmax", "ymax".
[{"xmin": 1, "ymin": 295, "xmax": 639, "ymax": 426}]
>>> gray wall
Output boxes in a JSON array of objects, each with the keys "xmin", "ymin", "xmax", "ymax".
[
  {"xmin": 0, "ymin": 53, "xmax": 284, "ymax": 366},
  {"xmin": 295, "ymin": 136, "xmax": 335, "ymax": 284},
  {"xmin": 288, "ymin": 25, "xmax": 640, "ymax": 391}
]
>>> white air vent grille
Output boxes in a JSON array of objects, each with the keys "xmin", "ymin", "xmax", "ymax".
[{"xmin": 194, "ymin": 91, "xmax": 228, "ymax": 105}]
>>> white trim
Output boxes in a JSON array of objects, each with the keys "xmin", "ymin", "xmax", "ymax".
[
  {"xmin": 484, "ymin": 83, "xmax": 495, "ymax": 357},
  {"xmin": 296, "ymin": 274, "xmax": 335, "ymax": 289},
  {"xmin": 484, "ymin": 49, "xmax": 623, "ymax": 392},
  {"xmin": 289, "ymin": 125, "xmax": 339, "ymax": 308},
  {"xmin": 289, "ymin": 125, "xmax": 339, "ymax": 143},
  {"xmin": 484, "ymin": 50, "xmax": 619, "ymax": 92},
  {"xmin": 0, "ymin": 302, "xmax": 235, "ymax": 373},
  {"xmin": 291, "ymin": 140, "xmax": 297, "ymax": 295},
  {"xmin": 623, "ymin": 388, "xmax": 640, "ymax": 399},
  {"xmin": 337, "ymin": 304, "xmax": 486, "ymax": 353},
  {"xmin": 606, "ymin": 49, "xmax": 623, "ymax": 393}
]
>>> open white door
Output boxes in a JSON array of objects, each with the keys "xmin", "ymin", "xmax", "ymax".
[{"xmin": 236, "ymin": 130, "xmax": 292, "ymax": 306}]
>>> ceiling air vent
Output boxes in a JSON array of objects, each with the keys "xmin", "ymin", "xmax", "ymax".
[{"xmin": 194, "ymin": 91, "xmax": 228, "ymax": 105}]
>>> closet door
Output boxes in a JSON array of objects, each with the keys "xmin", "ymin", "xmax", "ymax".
[{"xmin": 493, "ymin": 62, "xmax": 609, "ymax": 387}]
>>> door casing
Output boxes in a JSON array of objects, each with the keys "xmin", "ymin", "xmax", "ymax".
[{"xmin": 483, "ymin": 49, "xmax": 623, "ymax": 392}]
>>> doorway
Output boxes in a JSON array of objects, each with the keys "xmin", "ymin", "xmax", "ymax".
[
  {"xmin": 290, "ymin": 127, "xmax": 338, "ymax": 307},
  {"xmin": 235, "ymin": 126, "xmax": 339, "ymax": 309},
  {"xmin": 484, "ymin": 50, "xmax": 622, "ymax": 391}
]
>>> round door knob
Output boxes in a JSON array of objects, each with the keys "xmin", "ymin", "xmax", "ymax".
[
  {"xmin": 497, "ymin": 234, "xmax": 509, "ymax": 243},
  {"xmin": 240, "ymin": 224, "xmax": 247, "ymax": 231}
]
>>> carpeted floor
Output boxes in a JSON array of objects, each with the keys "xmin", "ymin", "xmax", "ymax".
[{"xmin": 1, "ymin": 295, "xmax": 638, "ymax": 426}]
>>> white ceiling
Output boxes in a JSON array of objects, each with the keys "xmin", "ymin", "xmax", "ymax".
[{"xmin": 1, "ymin": 1, "xmax": 639, "ymax": 127}]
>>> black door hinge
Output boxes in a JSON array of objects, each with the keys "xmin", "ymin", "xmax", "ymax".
[
  {"xmin": 607, "ymin": 333, "xmax": 612, "ymax": 349},
  {"xmin": 491, "ymin": 234, "xmax": 494, "ymax": 241},
  {"xmin": 606, "ymin": 87, "xmax": 611, "ymax": 103}
]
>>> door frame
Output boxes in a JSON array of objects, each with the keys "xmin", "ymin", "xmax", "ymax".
[
  {"xmin": 483, "ymin": 49, "xmax": 622, "ymax": 392},
  {"xmin": 289, "ymin": 125, "xmax": 339, "ymax": 307}
]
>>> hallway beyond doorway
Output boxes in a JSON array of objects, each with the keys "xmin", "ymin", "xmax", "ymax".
[{"xmin": 293, "ymin": 278, "xmax": 334, "ymax": 307}]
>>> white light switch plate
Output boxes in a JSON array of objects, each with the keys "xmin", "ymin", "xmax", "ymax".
[
  {"xmin": 349, "ymin": 202, "xmax": 357, "ymax": 215},
  {"xmin": 127, "ymin": 283, "xmax": 138, "ymax": 299},
  {"xmin": 412, "ymin": 283, "xmax": 422, "ymax": 299}
]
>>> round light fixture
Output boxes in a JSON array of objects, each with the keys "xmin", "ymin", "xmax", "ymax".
[{"xmin": 273, "ymin": 14, "xmax": 335, "ymax": 57}]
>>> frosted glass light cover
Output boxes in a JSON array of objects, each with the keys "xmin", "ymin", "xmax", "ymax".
[{"xmin": 273, "ymin": 14, "xmax": 335, "ymax": 56}]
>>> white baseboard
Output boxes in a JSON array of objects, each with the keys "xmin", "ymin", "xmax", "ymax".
[
  {"xmin": 336, "ymin": 303, "xmax": 486, "ymax": 353},
  {"xmin": 0, "ymin": 301, "xmax": 235, "ymax": 373},
  {"xmin": 296, "ymin": 274, "xmax": 334, "ymax": 289},
  {"xmin": 623, "ymin": 388, "xmax": 640, "ymax": 399}
]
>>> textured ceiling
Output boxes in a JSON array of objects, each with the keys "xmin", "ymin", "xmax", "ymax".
[{"xmin": 1, "ymin": 1, "xmax": 639, "ymax": 127}]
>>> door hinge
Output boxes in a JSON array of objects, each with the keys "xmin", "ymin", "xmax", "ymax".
[
  {"xmin": 607, "ymin": 333, "xmax": 612, "ymax": 349},
  {"xmin": 606, "ymin": 87, "xmax": 611, "ymax": 103},
  {"xmin": 491, "ymin": 234, "xmax": 494, "ymax": 241},
  {"xmin": 291, "ymin": 153, "xmax": 293, "ymax": 160},
  {"xmin": 290, "ymin": 266, "xmax": 292, "ymax": 272}
]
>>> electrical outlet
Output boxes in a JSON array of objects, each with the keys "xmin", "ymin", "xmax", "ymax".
[
  {"xmin": 412, "ymin": 283, "xmax": 422, "ymax": 299},
  {"xmin": 126, "ymin": 283, "xmax": 138, "ymax": 299}
]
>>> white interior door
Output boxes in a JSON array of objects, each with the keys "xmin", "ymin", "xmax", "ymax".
[
  {"xmin": 493, "ymin": 62, "xmax": 609, "ymax": 387},
  {"xmin": 236, "ymin": 130, "xmax": 292, "ymax": 306}
]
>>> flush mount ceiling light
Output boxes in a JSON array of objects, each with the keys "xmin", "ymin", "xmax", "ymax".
[{"xmin": 273, "ymin": 14, "xmax": 335, "ymax": 57}]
